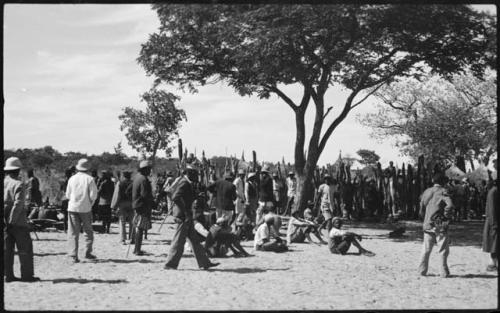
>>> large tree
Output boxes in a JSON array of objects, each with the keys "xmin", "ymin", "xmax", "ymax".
[
  {"xmin": 138, "ymin": 4, "xmax": 492, "ymax": 212},
  {"xmin": 119, "ymin": 87, "xmax": 186, "ymax": 167},
  {"xmin": 359, "ymin": 69, "xmax": 497, "ymax": 166}
]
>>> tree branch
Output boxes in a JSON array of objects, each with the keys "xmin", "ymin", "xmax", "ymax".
[
  {"xmin": 351, "ymin": 82, "xmax": 386, "ymax": 109},
  {"xmin": 266, "ymin": 85, "xmax": 299, "ymax": 111}
]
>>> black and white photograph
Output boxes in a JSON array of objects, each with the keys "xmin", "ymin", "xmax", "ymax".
[{"xmin": 3, "ymin": 2, "xmax": 498, "ymax": 310}]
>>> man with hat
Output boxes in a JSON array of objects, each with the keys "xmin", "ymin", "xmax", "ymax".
[
  {"xmin": 208, "ymin": 172, "xmax": 237, "ymax": 223},
  {"xmin": 4, "ymin": 157, "xmax": 40, "ymax": 282},
  {"xmin": 65, "ymin": 158, "xmax": 98, "ymax": 263},
  {"xmin": 131, "ymin": 160, "xmax": 155, "ymax": 255},
  {"xmin": 418, "ymin": 171, "xmax": 454, "ymax": 278},
  {"xmin": 164, "ymin": 164, "xmax": 219, "ymax": 270},
  {"xmin": 97, "ymin": 170, "xmax": 114, "ymax": 233},
  {"xmin": 245, "ymin": 172, "xmax": 259, "ymax": 223},
  {"xmin": 256, "ymin": 165, "xmax": 275, "ymax": 227},
  {"xmin": 233, "ymin": 169, "xmax": 246, "ymax": 218},
  {"xmin": 111, "ymin": 170, "xmax": 134, "ymax": 244},
  {"xmin": 286, "ymin": 171, "xmax": 297, "ymax": 215},
  {"xmin": 316, "ymin": 174, "xmax": 337, "ymax": 232}
]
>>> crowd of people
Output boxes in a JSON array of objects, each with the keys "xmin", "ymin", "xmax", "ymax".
[{"xmin": 3, "ymin": 155, "xmax": 497, "ymax": 283}]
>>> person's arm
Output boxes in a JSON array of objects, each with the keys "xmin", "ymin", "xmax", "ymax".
[
  {"xmin": 110, "ymin": 182, "xmax": 120, "ymax": 210},
  {"xmin": 9, "ymin": 182, "xmax": 26, "ymax": 225},
  {"xmin": 231, "ymin": 185, "xmax": 237, "ymax": 201},
  {"xmin": 89, "ymin": 179, "xmax": 98, "ymax": 204},
  {"xmin": 26, "ymin": 178, "xmax": 33, "ymax": 203},
  {"xmin": 419, "ymin": 189, "xmax": 431, "ymax": 219},
  {"xmin": 244, "ymin": 183, "xmax": 250, "ymax": 205},
  {"xmin": 441, "ymin": 190, "xmax": 454, "ymax": 220},
  {"xmin": 172, "ymin": 181, "xmax": 187, "ymax": 216}
]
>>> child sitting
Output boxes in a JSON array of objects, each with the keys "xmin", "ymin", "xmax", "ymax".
[
  {"xmin": 254, "ymin": 213, "xmax": 288, "ymax": 252},
  {"xmin": 328, "ymin": 217, "xmax": 375, "ymax": 256}
]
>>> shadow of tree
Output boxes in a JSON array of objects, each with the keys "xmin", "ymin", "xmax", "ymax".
[{"xmin": 51, "ymin": 278, "xmax": 128, "ymax": 284}]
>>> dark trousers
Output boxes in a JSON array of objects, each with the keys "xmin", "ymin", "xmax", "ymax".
[
  {"xmin": 98, "ymin": 204, "xmax": 111, "ymax": 233},
  {"xmin": 134, "ymin": 228, "xmax": 143, "ymax": 254},
  {"xmin": 4, "ymin": 226, "xmax": 34, "ymax": 279},
  {"xmin": 165, "ymin": 220, "xmax": 210, "ymax": 269}
]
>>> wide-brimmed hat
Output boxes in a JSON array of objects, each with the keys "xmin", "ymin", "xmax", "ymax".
[
  {"xmin": 288, "ymin": 171, "xmax": 295, "ymax": 176},
  {"xmin": 4, "ymin": 157, "xmax": 22, "ymax": 171},
  {"xmin": 272, "ymin": 172, "xmax": 278, "ymax": 177},
  {"xmin": 247, "ymin": 172, "xmax": 256, "ymax": 179},
  {"xmin": 224, "ymin": 172, "xmax": 234, "ymax": 179},
  {"xmin": 139, "ymin": 160, "xmax": 152, "ymax": 169},
  {"xmin": 185, "ymin": 164, "xmax": 199, "ymax": 172},
  {"xmin": 76, "ymin": 158, "xmax": 90, "ymax": 171},
  {"xmin": 166, "ymin": 171, "xmax": 173, "ymax": 176},
  {"xmin": 261, "ymin": 166, "xmax": 271, "ymax": 173},
  {"xmin": 237, "ymin": 169, "xmax": 245, "ymax": 175}
]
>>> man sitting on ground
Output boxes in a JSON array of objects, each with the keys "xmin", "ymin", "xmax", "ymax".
[
  {"xmin": 328, "ymin": 217, "xmax": 375, "ymax": 256},
  {"xmin": 205, "ymin": 216, "xmax": 250, "ymax": 258},
  {"xmin": 286, "ymin": 208, "xmax": 327, "ymax": 245},
  {"xmin": 254, "ymin": 213, "xmax": 288, "ymax": 252}
]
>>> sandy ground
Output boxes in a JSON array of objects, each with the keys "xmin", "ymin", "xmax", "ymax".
[{"xmin": 4, "ymin": 216, "xmax": 497, "ymax": 311}]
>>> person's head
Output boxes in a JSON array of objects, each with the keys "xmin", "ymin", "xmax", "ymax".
[
  {"xmin": 306, "ymin": 200, "xmax": 315, "ymax": 209},
  {"xmin": 303, "ymin": 208, "xmax": 313, "ymax": 221},
  {"xmin": 90, "ymin": 169, "xmax": 97, "ymax": 178},
  {"xmin": 237, "ymin": 169, "xmax": 245, "ymax": 178},
  {"xmin": 138, "ymin": 160, "xmax": 152, "ymax": 176},
  {"xmin": 272, "ymin": 172, "xmax": 279, "ymax": 179},
  {"xmin": 100, "ymin": 170, "xmax": 109, "ymax": 179},
  {"xmin": 4, "ymin": 157, "xmax": 23, "ymax": 178},
  {"xmin": 75, "ymin": 158, "xmax": 91, "ymax": 173},
  {"xmin": 65, "ymin": 167, "xmax": 73, "ymax": 178},
  {"xmin": 288, "ymin": 171, "xmax": 295, "ymax": 178},
  {"xmin": 389, "ymin": 161, "xmax": 394, "ymax": 167},
  {"xmin": 247, "ymin": 172, "xmax": 257, "ymax": 181},
  {"xmin": 323, "ymin": 174, "xmax": 332, "ymax": 184},
  {"xmin": 216, "ymin": 215, "xmax": 229, "ymax": 227},
  {"xmin": 432, "ymin": 172, "xmax": 448, "ymax": 186},
  {"xmin": 123, "ymin": 171, "xmax": 132, "ymax": 180},
  {"xmin": 185, "ymin": 164, "xmax": 199, "ymax": 182},
  {"xmin": 166, "ymin": 171, "xmax": 173, "ymax": 177},
  {"xmin": 27, "ymin": 168, "xmax": 34, "ymax": 178},
  {"xmin": 332, "ymin": 217, "xmax": 343, "ymax": 229},
  {"xmin": 264, "ymin": 213, "xmax": 274, "ymax": 226},
  {"xmin": 261, "ymin": 166, "xmax": 270, "ymax": 177},
  {"xmin": 224, "ymin": 172, "xmax": 234, "ymax": 181}
]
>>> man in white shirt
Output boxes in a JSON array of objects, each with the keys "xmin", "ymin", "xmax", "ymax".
[
  {"xmin": 286, "ymin": 209, "xmax": 326, "ymax": 245},
  {"xmin": 328, "ymin": 217, "xmax": 374, "ymax": 256},
  {"xmin": 316, "ymin": 174, "xmax": 336, "ymax": 232},
  {"xmin": 233, "ymin": 169, "xmax": 246, "ymax": 217},
  {"xmin": 254, "ymin": 213, "xmax": 287, "ymax": 252},
  {"xmin": 65, "ymin": 158, "xmax": 98, "ymax": 263},
  {"xmin": 285, "ymin": 172, "xmax": 297, "ymax": 215}
]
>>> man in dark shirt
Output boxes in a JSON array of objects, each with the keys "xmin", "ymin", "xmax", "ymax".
[
  {"xmin": 208, "ymin": 173, "xmax": 237, "ymax": 224},
  {"xmin": 97, "ymin": 171, "xmax": 114, "ymax": 233},
  {"xmin": 132, "ymin": 161, "xmax": 155, "ymax": 255},
  {"xmin": 255, "ymin": 166, "xmax": 275, "ymax": 227},
  {"xmin": 26, "ymin": 168, "xmax": 42, "ymax": 207},
  {"xmin": 164, "ymin": 165, "xmax": 219, "ymax": 270}
]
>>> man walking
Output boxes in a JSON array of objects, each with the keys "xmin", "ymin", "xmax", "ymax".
[
  {"xmin": 418, "ymin": 172, "xmax": 454, "ymax": 278},
  {"xmin": 4, "ymin": 157, "xmax": 40, "ymax": 282},
  {"xmin": 131, "ymin": 161, "xmax": 155, "ymax": 256},
  {"xmin": 164, "ymin": 165, "xmax": 219, "ymax": 270},
  {"xmin": 111, "ymin": 171, "xmax": 134, "ymax": 245},
  {"xmin": 65, "ymin": 158, "xmax": 98, "ymax": 263}
]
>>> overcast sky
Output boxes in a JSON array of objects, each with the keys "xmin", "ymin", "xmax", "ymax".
[{"xmin": 3, "ymin": 4, "xmax": 496, "ymax": 167}]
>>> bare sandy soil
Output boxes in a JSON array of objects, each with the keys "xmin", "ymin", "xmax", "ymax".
[{"xmin": 4, "ymin": 217, "xmax": 497, "ymax": 310}]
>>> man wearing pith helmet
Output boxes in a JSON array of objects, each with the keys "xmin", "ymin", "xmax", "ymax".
[
  {"xmin": 164, "ymin": 164, "xmax": 219, "ymax": 270},
  {"xmin": 4, "ymin": 157, "xmax": 40, "ymax": 282},
  {"xmin": 131, "ymin": 160, "xmax": 155, "ymax": 256}
]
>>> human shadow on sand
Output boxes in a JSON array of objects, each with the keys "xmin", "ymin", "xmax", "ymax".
[
  {"xmin": 449, "ymin": 273, "xmax": 498, "ymax": 279},
  {"xmin": 51, "ymin": 278, "xmax": 128, "ymax": 284},
  {"xmin": 183, "ymin": 267, "xmax": 290, "ymax": 274},
  {"xmin": 143, "ymin": 239, "xmax": 172, "ymax": 245},
  {"xmin": 33, "ymin": 238, "xmax": 65, "ymax": 241},
  {"xmin": 34, "ymin": 252, "xmax": 67, "ymax": 257},
  {"xmin": 91, "ymin": 258, "xmax": 162, "ymax": 264}
]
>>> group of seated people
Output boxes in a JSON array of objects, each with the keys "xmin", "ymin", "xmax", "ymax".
[{"xmin": 188, "ymin": 199, "xmax": 375, "ymax": 257}]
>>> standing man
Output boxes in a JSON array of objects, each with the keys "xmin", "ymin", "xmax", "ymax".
[
  {"xmin": 233, "ymin": 169, "xmax": 246, "ymax": 219},
  {"xmin": 131, "ymin": 160, "xmax": 155, "ymax": 256},
  {"xmin": 316, "ymin": 174, "xmax": 336, "ymax": 232},
  {"xmin": 4, "ymin": 157, "xmax": 40, "ymax": 282},
  {"xmin": 65, "ymin": 158, "xmax": 98, "ymax": 263},
  {"xmin": 256, "ymin": 166, "xmax": 275, "ymax": 226},
  {"xmin": 60, "ymin": 167, "xmax": 75, "ymax": 232},
  {"xmin": 286, "ymin": 171, "xmax": 297, "ymax": 216},
  {"xmin": 418, "ymin": 172, "xmax": 454, "ymax": 278},
  {"xmin": 245, "ymin": 172, "xmax": 259, "ymax": 224},
  {"xmin": 164, "ymin": 165, "xmax": 219, "ymax": 270},
  {"xmin": 208, "ymin": 172, "xmax": 237, "ymax": 223},
  {"xmin": 97, "ymin": 170, "xmax": 114, "ymax": 234},
  {"xmin": 111, "ymin": 171, "xmax": 134, "ymax": 245},
  {"xmin": 26, "ymin": 168, "xmax": 42, "ymax": 207},
  {"xmin": 482, "ymin": 170, "xmax": 497, "ymax": 271}
]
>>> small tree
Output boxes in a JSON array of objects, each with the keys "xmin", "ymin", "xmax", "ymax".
[
  {"xmin": 357, "ymin": 149, "xmax": 380, "ymax": 166},
  {"xmin": 119, "ymin": 88, "xmax": 186, "ymax": 167}
]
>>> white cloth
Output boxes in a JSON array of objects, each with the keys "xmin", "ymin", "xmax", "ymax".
[
  {"xmin": 65, "ymin": 172, "xmax": 98, "ymax": 213},
  {"xmin": 318, "ymin": 183, "xmax": 335, "ymax": 207},
  {"xmin": 254, "ymin": 223, "xmax": 270, "ymax": 249},
  {"xmin": 233, "ymin": 177, "xmax": 245, "ymax": 214},
  {"xmin": 286, "ymin": 177, "xmax": 297, "ymax": 197},
  {"xmin": 329, "ymin": 227, "xmax": 347, "ymax": 238}
]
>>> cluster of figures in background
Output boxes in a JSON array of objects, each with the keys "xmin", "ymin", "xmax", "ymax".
[{"xmin": 3, "ymin": 154, "xmax": 497, "ymax": 284}]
